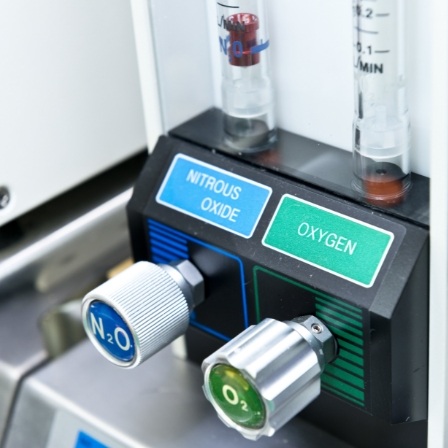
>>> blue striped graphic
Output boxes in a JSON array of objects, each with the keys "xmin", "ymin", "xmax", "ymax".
[
  {"xmin": 148, "ymin": 220, "xmax": 189, "ymax": 264},
  {"xmin": 147, "ymin": 219, "xmax": 249, "ymax": 339}
]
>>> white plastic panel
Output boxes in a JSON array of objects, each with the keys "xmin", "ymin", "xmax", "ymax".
[
  {"xmin": 148, "ymin": 0, "xmax": 215, "ymax": 132},
  {"xmin": 130, "ymin": 0, "xmax": 164, "ymax": 152},
  {"xmin": 0, "ymin": 0, "xmax": 146, "ymax": 227},
  {"xmin": 428, "ymin": 0, "xmax": 448, "ymax": 446}
]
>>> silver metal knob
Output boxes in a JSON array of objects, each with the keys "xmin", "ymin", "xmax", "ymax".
[
  {"xmin": 202, "ymin": 316, "xmax": 337, "ymax": 440},
  {"xmin": 81, "ymin": 260, "xmax": 204, "ymax": 368}
]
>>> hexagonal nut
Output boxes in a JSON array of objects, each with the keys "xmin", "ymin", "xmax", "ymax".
[
  {"xmin": 290, "ymin": 315, "xmax": 337, "ymax": 365},
  {"xmin": 169, "ymin": 259, "xmax": 204, "ymax": 309}
]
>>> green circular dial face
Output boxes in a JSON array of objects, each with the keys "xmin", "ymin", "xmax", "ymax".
[{"xmin": 208, "ymin": 364, "xmax": 266, "ymax": 429}]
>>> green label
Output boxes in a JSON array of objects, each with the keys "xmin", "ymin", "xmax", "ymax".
[{"xmin": 262, "ymin": 195, "xmax": 394, "ymax": 287}]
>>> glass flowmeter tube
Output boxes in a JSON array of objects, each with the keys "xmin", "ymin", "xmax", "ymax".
[
  {"xmin": 215, "ymin": 0, "xmax": 276, "ymax": 152},
  {"xmin": 352, "ymin": 0, "xmax": 411, "ymax": 204}
]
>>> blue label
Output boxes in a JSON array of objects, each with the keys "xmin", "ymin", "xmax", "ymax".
[
  {"xmin": 156, "ymin": 154, "xmax": 272, "ymax": 238},
  {"xmin": 75, "ymin": 431, "xmax": 108, "ymax": 448},
  {"xmin": 87, "ymin": 302, "xmax": 135, "ymax": 363}
]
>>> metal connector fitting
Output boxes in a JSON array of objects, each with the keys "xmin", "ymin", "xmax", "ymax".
[{"xmin": 161, "ymin": 260, "xmax": 204, "ymax": 310}]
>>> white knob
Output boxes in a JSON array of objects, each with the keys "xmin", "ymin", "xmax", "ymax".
[{"xmin": 81, "ymin": 260, "xmax": 204, "ymax": 368}]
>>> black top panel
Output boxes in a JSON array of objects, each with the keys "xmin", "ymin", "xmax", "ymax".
[
  {"xmin": 170, "ymin": 108, "xmax": 429, "ymax": 229},
  {"xmin": 129, "ymin": 136, "xmax": 427, "ymax": 313}
]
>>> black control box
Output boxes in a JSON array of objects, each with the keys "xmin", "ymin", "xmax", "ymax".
[{"xmin": 127, "ymin": 116, "xmax": 429, "ymax": 448}]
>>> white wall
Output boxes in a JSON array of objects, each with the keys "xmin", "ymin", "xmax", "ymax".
[{"xmin": 0, "ymin": 0, "xmax": 146, "ymax": 226}]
